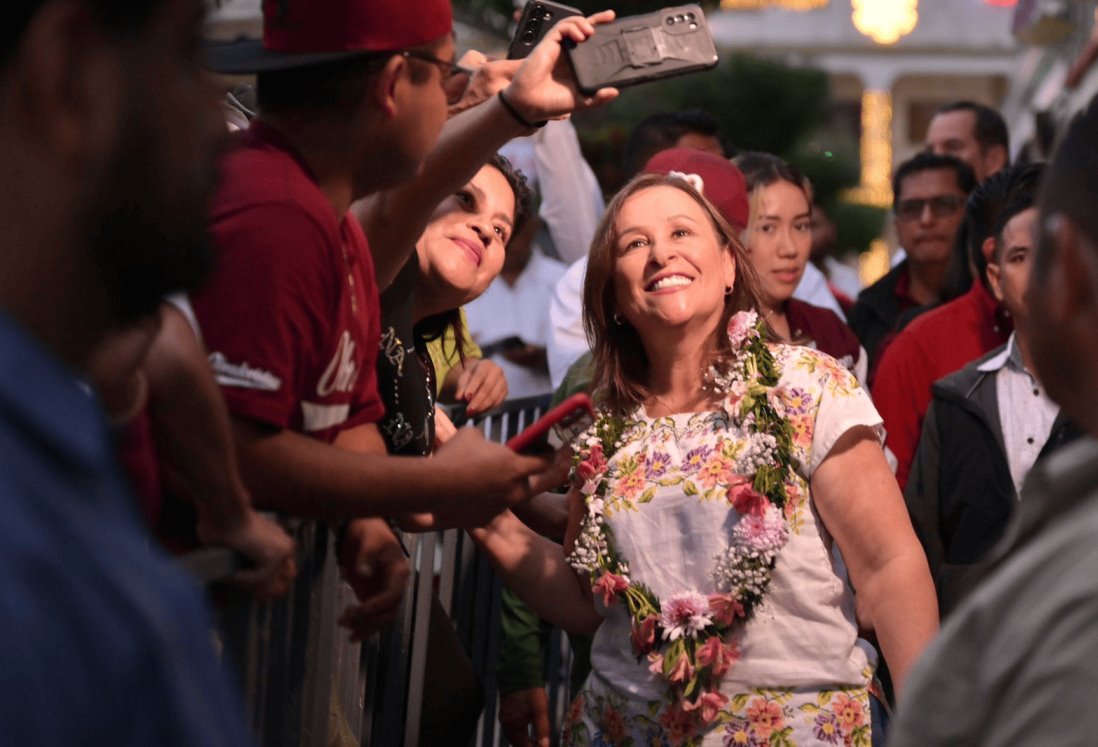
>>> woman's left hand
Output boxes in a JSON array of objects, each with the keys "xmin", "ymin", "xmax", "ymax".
[{"xmin": 456, "ymin": 358, "xmax": 509, "ymax": 415}]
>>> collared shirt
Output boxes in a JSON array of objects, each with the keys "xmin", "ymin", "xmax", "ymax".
[
  {"xmin": 978, "ymin": 332, "xmax": 1060, "ymax": 496},
  {"xmin": 0, "ymin": 311, "xmax": 252, "ymax": 745}
]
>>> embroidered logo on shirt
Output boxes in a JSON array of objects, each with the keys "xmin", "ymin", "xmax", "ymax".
[
  {"xmin": 209, "ymin": 352, "xmax": 282, "ymax": 391},
  {"xmin": 317, "ymin": 330, "xmax": 359, "ymax": 396}
]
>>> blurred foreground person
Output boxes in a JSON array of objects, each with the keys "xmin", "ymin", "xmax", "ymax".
[
  {"xmin": 0, "ymin": 0, "xmax": 254, "ymax": 743},
  {"xmin": 891, "ymin": 96, "xmax": 1098, "ymax": 744}
]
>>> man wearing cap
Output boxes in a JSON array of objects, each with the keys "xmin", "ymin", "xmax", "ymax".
[{"xmin": 193, "ymin": 0, "xmax": 618, "ymax": 629}]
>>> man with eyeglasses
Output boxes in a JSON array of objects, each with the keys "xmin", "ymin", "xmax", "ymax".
[
  {"xmin": 191, "ymin": 0, "xmax": 618, "ymax": 638},
  {"xmin": 849, "ymin": 153, "xmax": 976, "ymax": 380}
]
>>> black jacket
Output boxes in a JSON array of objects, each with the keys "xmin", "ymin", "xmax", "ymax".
[
  {"xmin": 848, "ymin": 261, "xmax": 911, "ymax": 375},
  {"xmin": 904, "ymin": 345, "xmax": 1082, "ymax": 617}
]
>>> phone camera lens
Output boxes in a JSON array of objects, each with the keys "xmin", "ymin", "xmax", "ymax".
[
  {"xmin": 687, "ymin": 12, "xmax": 696, "ymax": 21},
  {"xmin": 666, "ymin": 15, "xmax": 675, "ymax": 24},
  {"xmin": 522, "ymin": 28, "xmax": 537, "ymax": 42},
  {"xmin": 543, "ymin": 11, "xmax": 552, "ymax": 20}
]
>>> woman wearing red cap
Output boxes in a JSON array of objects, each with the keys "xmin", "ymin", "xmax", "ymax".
[{"xmin": 469, "ymin": 174, "xmax": 936, "ymax": 745}]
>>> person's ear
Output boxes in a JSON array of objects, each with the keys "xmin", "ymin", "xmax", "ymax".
[
  {"xmin": 12, "ymin": 1, "xmax": 123, "ymax": 164},
  {"xmin": 721, "ymin": 243, "xmax": 737, "ymax": 294},
  {"xmin": 986, "ymin": 260, "xmax": 1004, "ymax": 304},
  {"xmin": 370, "ymin": 54, "xmax": 407, "ymax": 118},
  {"xmin": 981, "ymin": 235, "xmax": 997, "ymax": 267}
]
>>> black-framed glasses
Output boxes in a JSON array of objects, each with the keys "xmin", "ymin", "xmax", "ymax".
[
  {"xmin": 401, "ymin": 50, "xmax": 473, "ymax": 104},
  {"xmin": 895, "ymin": 194, "xmax": 965, "ymax": 221}
]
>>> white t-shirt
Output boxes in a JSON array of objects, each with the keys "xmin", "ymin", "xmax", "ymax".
[{"xmin": 464, "ymin": 250, "xmax": 567, "ymax": 399}]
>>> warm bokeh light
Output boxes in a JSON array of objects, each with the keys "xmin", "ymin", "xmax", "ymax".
[
  {"xmin": 846, "ymin": 89, "xmax": 894, "ymax": 208},
  {"xmin": 720, "ymin": 0, "xmax": 828, "ymax": 9},
  {"xmin": 859, "ymin": 239, "xmax": 893, "ymax": 286},
  {"xmin": 852, "ymin": 0, "xmax": 918, "ymax": 45}
]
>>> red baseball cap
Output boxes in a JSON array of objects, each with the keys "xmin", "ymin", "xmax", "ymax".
[
  {"xmin": 206, "ymin": 0, "xmax": 454, "ymax": 74},
  {"xmin": 643, "ymin": 147, "xmax": 750, "ymax": 231}
]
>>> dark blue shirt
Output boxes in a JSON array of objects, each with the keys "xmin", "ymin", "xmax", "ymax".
[{"xmin": 0, "ymin": 312, "xmax": 253, "ymax": 745}]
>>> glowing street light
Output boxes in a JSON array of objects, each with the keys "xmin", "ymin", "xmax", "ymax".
[{"xmin": 852, "ymin": 0, "xmax": 918, "ymax": 45}]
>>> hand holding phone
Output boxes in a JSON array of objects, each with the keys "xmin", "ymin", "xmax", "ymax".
[
  {"xmin": 565, "ymin": 5, "xmax": 719, "ymax": 95},
  {"xmin": 506, "ymin": 393, "xmax": 595, "ymax": 454},
  {"xmin": 508, "ymin": 1, "xmax": 583, "ymax": 60}
]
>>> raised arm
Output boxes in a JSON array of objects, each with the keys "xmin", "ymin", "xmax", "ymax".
[
  {"xmin": 812, "ymin": 426, "xmax": 939, "ymax": 699},
  {"xmin": 358, "ymin": 11, "xmax": 619, "ymax": 288}
]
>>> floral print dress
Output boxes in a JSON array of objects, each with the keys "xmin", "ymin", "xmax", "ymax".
[{"xmin": 563, "ymin": 344, "xmax": 883, "ymax": 747}]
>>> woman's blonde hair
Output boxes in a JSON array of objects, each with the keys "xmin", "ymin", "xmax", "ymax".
[{"xmin": 582, "ymin": 174, "xmax": 770, "ymax": 415}]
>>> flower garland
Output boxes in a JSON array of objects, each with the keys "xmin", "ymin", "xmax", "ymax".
[{"xmin": 567, "ymin": 310, "xmax": 797, "ymax": 744}]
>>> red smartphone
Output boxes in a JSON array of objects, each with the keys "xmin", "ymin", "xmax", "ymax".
[{"xmin": 506, "ymin": 393, "xmax": 595, "ymax": 453}]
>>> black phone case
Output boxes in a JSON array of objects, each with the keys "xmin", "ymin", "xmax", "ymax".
[
  {"xmin": 508, "ymin": 0, "xmax": 583, "ymax": 60},
  {"xmin": 566, "ymin": 5, "xmax": 718, "ymax": 95}
]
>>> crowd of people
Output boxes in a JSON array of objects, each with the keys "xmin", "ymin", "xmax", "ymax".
[{"xmin": 5, "ymin": 0, "xmax": 1098, "ymax": 745}]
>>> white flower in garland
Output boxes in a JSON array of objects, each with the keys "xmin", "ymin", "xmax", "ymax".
[{"xmin": 659, "ymin": 591, "xmax": 714, "ymax": 641}]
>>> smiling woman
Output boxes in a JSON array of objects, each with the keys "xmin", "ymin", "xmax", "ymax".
[
  {"xmin": 468, "ymin": 172, "xmax": 939, "ymax": 746},
  {"xmin": 375, "ymin": 154, "xmax": 531, "ymax": 457}
]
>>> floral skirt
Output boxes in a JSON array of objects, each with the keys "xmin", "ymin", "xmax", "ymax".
[{"xmin": 562, "ymin": 682, "xmax": 873, "ymax": 747}]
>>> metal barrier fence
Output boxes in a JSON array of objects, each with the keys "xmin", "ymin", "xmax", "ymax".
[{"xmin": 182, "ymin": 394, "xmax": 574, "ymax": 746}]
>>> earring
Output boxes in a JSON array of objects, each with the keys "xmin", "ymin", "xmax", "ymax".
[
  {"xmin": 613, "ymin": 312, "xmax": 624, "ymax": 326},
  {"xmin": 724, "ymin": 286, "xmax": 733, "ymax": 296}
]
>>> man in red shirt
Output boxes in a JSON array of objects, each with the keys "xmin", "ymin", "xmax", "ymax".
[
  {"xmin": 872, "ymin": 165, "xmax": 1041, "ymax": 489},
  {"xmin": 192, "ymin": 0, "xmax": 617, "ymax": 629}
]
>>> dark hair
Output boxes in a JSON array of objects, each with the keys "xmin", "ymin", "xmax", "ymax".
[
  {"xmin": 2, "ymin": 0, "xmax": 162, "ymax": 66},
  {"xmin": 892, "ymin": 152, "xmax": 977, "ymax": 208},
  {"xmin": 256, "ymin": 38, "xmax": 440, "ymax": 117},
  {"xmin": 582, "ymin": 174, "xmax": 770, "ymax": 415},
  {"xmin": 733, "ymin": 151, "xmax": 813, "ymax": 218},
  {"xmin": 991, "ymin": 179, "xmax": 1040, "ymax": 262},
  {"xmin": 415, "ymin": 154, "xmax": 533, "ymax": 363},
  {"xmin": 623, "ymin": 109, "xmax": 726, "ymax": 179},
  {"xmin": 940, "ymin": 163, "xmax": 1043, "ymax": 298},
  {"xmin": 936, "ymin": 100, "xmax": 1010, "ymax": 156}
]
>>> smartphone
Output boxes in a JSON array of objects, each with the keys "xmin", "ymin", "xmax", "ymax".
[
  {"xmin": 565, "ymin": 4, "xmax": 719, "ymax": 95},
  {"xmin": 508, "ymin": 0, "xmax": 583, "ymax": 60},
  {"xmin": 506, "ymin": 393, "xmax": 595, "ymax": 454},
  {"xmin": 479, "ymin": 335, "xmax": 527, "ymax": 358}
]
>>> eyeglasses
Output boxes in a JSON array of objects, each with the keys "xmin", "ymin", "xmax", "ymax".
[
  {"xmin": 401, "ymin": 50, "xmax": 473, "ymax": 104},
  {"xmin": 895, "ymin": 195, "xmax": 965, "ymax": 221}
]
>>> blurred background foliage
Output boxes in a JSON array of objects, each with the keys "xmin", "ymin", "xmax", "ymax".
[{"xmin": 452, "ymin": 0, "xmax": 886, "ymax": 254}]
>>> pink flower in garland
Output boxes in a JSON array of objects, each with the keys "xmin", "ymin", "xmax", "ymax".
[
  {"xmin": 659, "ymin": 591, "xmax": 713, "ymax": 640},
  {"xmin": 695, "ymin": 635, "xmax": 740, "ymax": 677},
  {"xmin": 734, "ymin": 506, "xmax": 789, "ymax": 554},
  {"xmin": 682, "ymin": 689, "xmax": 730, "ymax": 724},
  {"xmin": 592, "ymin": 571, "xmax": 629, "ymax": 606},
  {"xmin": 576, "ymin": 442, "xmax": 606, "ymax": 481},
  {"xmin": 660, "ymin": 701, "xmax": 700, "ymax": 746},
  {"xmin": 647, "ymin": 651, "xmax": 664, "ymax": 675},
  {"xmin": 727, "ymin": 310, "xmax": 759, "ymax": 350},
  {"xmin": 630, "ymin": 614, "xmax": 658, "ymax": 656},
  {"xmin": 666, "ymin": 650, "xmax": 696, "ymax": 684},
  {"xmin": 708, "ymin": 593, "xmax": 746, "ymax": 625},
  {"xmin": 722, "ymin": 379, "xmax": 750, "ymax": 419},
  {"xmin": 729, "ymin": 480, "xmax": 768, "ymax": 518}
]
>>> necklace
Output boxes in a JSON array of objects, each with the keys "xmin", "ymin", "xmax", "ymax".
[{"xmin": 567, "ymin": 310, "xmax": 796, "ymax": 744}]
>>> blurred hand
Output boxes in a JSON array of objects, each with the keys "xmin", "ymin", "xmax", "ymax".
[
  {"xmin": 499, "ymin": 687, "xmax": 551, "ymax": 747},
  {"xmin": 337, "ymin": 518, "xmax": 411, "ymax": 641},
  {"xmin": 448, "ymin": 51, "xmax": 521, "ymax": 118},
  {"xmin": 432, "ymin": 428, "xmax": 549, "ymax": 528},
  {"xmin": 196, "ymin": 508, "xmax": 297, "ymax": 600},
  {"xmin": 503, "ymin": 11, "xmax": 619, "ymax": 124},
  {"xmin": 455, "ymin": 358, "xmax": 509, "ymax": 415},
  {"xmin": 434, "ymin": 406, "xmax": 458, "ymax": 449}
]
